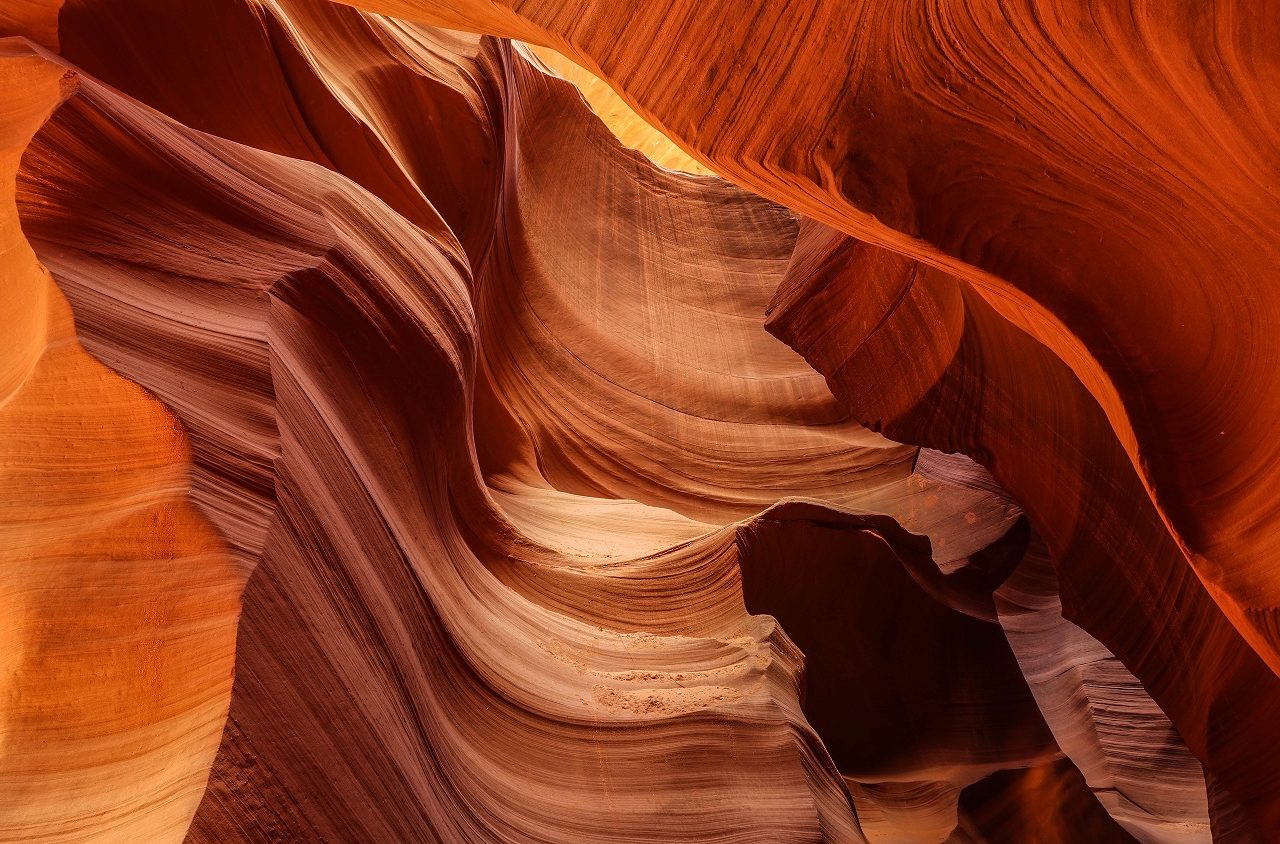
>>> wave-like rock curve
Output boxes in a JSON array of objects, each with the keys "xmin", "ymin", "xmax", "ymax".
[{"xmin": 0, "ymin": 1, "xmax": 1274, "ymax": 841}]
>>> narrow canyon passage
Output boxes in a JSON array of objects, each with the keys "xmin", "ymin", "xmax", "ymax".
[{"xmin": 0, "ymin": 1, "xmax": 1276, "ymax": 842}]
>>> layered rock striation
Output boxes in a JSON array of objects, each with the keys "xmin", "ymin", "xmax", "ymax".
[{"xmin": 0, "ymin": 1, "xmax": 1274, "ymax": 841}]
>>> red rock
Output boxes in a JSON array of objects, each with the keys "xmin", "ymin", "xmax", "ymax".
[{"xmin": 1, "ymin": 2, "xmax": 1275, "ymax": 841}]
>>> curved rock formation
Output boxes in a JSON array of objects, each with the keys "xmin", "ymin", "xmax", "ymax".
[
  {"xmin": 0, "ymin": 44, "xmax": 241, "ymax": 841},
  {"xmin": 521, "ymin": 44, "xmax": 713, "ymax": 176},
  {"xmin": 0, "ymin": 1, "xmax": 1274, "ymax": 842},
  {"xmin": 342, "ymin": 5, "xmax": 1280, "ymax": 680},
  {"xmin": 334, "ymin": 0, "xmax": 1280, "ymax": 831},
  {"xmin": 765, "ymin": 222, "xmax": 1280, "ymax": 837}
]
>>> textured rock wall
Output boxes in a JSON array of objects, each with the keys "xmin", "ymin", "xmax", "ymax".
[{"xmin": 0, "ymin": 1, "xmax": 1274, "ymax": 841}]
